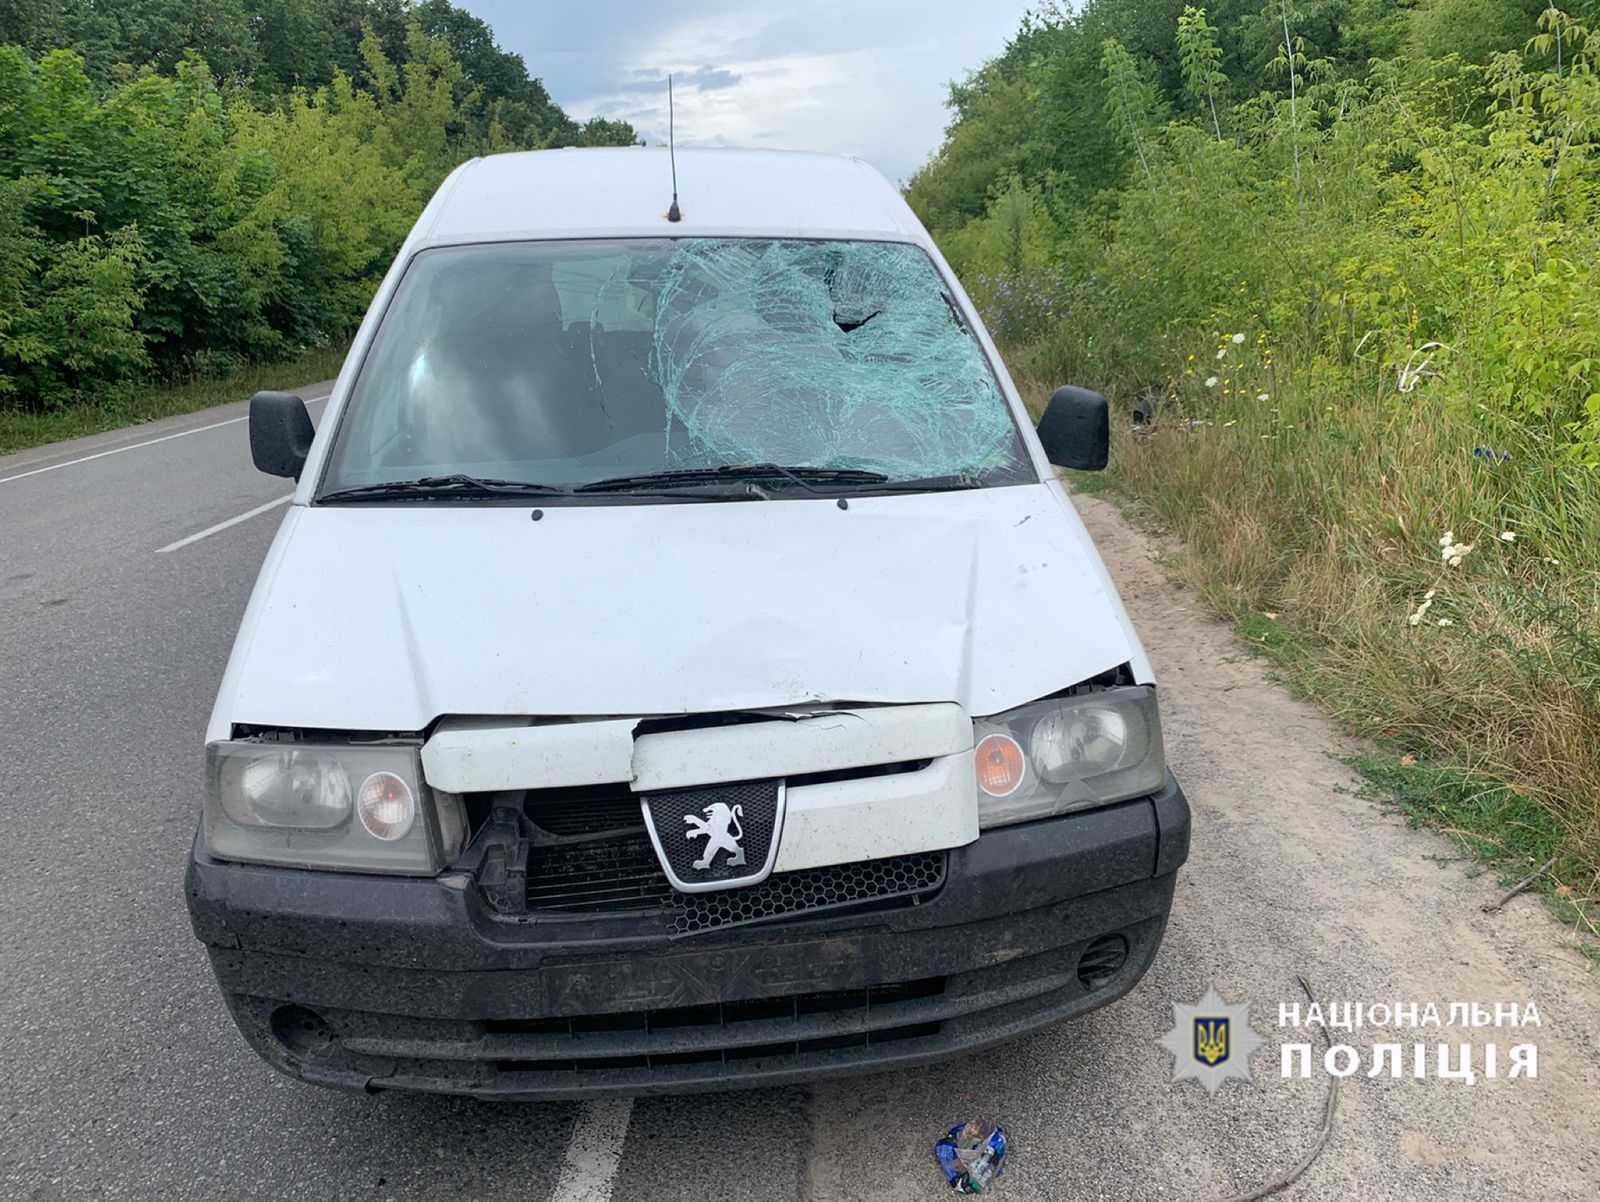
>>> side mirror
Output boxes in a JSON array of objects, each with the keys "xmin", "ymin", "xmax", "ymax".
[
  {"xmin": 1036, "ymin": 385, "xmax": 1110, "ymax": 471},
  {"xmin": 249, "ymin": 391, "xmax": 315, "ymax": 480}
]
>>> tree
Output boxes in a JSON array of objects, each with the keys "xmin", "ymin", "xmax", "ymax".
[
  {"xmin": 1177, "ymin": 5, "xmax": 1226, "ymax": 139},
  {"xmin": 246, "ymin": 0, "xmax": 339, "ymax": 91},
  {"xmin": 0, "ymin": 1, "xmax": 637, "ymax": 406},
  {"xmin": 1102, "ymin": 36, "xmax": 1160, "ymax": 181}
]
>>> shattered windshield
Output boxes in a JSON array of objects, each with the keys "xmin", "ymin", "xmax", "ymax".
[{"xmin": 319, "ymin": 238, "xmax": 1033, "ymax": 496}]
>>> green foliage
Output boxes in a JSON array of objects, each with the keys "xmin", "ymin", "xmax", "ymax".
[
  {"xmin": 0, "ymin": 0, "xmax": 637, "ymax": 412},
  {"xmin": 1407, "ymin": 0, "xmax": 1547, "ymax": 66},
  {"xmin": 1101, "ymin": 37, "xmax": 1161, "ymax": 180},
  {"xmin": 915, "ymin": 0, "xmax": 1600, "ymax": 896},
  {"xmin": 914, "ymin": 0, "xmax": 1600, "ymax": 461},
  {"xmin": 1176, "ymin": 6, "xmax": 1226, "ymax": 138}
]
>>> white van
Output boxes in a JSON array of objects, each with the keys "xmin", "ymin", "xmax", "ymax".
[{"xmin": 185, "ymin": 148, "xmax": 1190, "ymax": 1098}]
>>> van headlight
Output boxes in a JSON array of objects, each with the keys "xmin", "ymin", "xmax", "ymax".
[
  {"xmin": 972, "ymin": 686, "xmax": 1166, "ymax": 828},
  {"xmin": 203, "ymin": 741, "xmax": 466, "ymax": 874}
]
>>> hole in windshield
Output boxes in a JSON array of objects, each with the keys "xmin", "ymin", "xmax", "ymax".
[{"xmin": 319, "ymin": 238, "xmax": 1033, "ymax": 497}]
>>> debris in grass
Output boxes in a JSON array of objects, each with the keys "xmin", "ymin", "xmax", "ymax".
[{"xmin": 1481, "ymin": 856, "xmax": 1557, "ymax": 913}]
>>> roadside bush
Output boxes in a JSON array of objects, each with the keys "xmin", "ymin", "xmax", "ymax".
[
  {"xmin": 0, "ymin": 1, "xmax": 637, "ymax": 412},
  {"xmin": 914, "ymin": 1, "xmax": 1600, "ymax": 910}
]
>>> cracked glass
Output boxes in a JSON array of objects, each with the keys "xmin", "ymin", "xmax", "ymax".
[{"xmin": 321, "ymin": 238, "xmax": 1033, "ymax": 494}]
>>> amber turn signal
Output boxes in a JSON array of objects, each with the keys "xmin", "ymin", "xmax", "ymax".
[{"xmin": 975, "ymin": 732, "xmax": 1026, "ymax": 797}]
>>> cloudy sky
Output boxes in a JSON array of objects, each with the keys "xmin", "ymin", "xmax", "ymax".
[{"xmin": 462, "ymin": 0, "xmax": 1041, "ymax": 185}]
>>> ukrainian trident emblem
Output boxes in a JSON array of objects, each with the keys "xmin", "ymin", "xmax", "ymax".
[{"xmin": 1194, "ymin": 1016, "xmax": 1230, "ymax": 1066}]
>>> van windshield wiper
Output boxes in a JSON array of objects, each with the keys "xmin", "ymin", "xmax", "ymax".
[
  {"xmin": 577, "ymin": 464, "xmax": 891, "ymax": 493},
  {"xmin": 317, "ymin": 474, "xmax": 577, "ymax": 503},
  {"xmin": 833, "ymin": 472, "xmax": 983, "ymax": 494}
]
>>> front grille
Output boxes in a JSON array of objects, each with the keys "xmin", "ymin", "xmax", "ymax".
[
  {"xmin": 268, "ymin": 975, "xmax": 956, "ymax": 1089},
  {"xmin": 489, "ymin": 1021, "xmax": 942, "ymax": 1073},
  {"xmin": 524, "ymin": 833, "xmax": 677, "ymax": 913},
  {"xmin": 483, "ymin": 976, "xmax": 946, "ymax": 1066},
  {"xmin": 519, "ymin": 786, "xmax": 677, "ymax": 913},
  {"xmin": 671, "ymin": 851, "xmax": 944, "ymax": 934},
  {"xmin": 472, "ymin": 785, "xmax": 945, "ymax": 931},
  {"xmin": 525, "ymin": 787, "xmax": 645, "ymax": 836}
]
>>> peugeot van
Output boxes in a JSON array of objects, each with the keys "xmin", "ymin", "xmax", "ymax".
[{"xmin": 185, "ymin": 148, "xmax": 1191, "ymax": 1098}]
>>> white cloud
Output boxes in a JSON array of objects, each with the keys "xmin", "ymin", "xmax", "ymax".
[{"xmin": 465, "ymin": 0, "xmax": 1036, "ymax": 184}]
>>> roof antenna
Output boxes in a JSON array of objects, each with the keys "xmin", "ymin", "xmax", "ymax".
[{"xmin": 666, "ymin": 73, "xmax": 682, "ymax": 222}]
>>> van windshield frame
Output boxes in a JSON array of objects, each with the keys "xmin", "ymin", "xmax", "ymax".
[{"xmin": 315, "ymin": 236, "xmax": 1038, "ymax": 503}]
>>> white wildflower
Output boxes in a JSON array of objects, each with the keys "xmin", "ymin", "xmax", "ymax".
[
  {"xmin": 1232, "ymin": 332, "xmax": 1247, "ymax": 344},
  {"xmin": 1408, "ymin": 596, "xmax": 1434, "ymax": 626},
  {"xmin": 1499, "ymin": 530, "xmax": 1516, "ymax": 542},
  {"xmin": 1216, "ymin": 348, "xmax": 1228, "ymax": 359},
  {"xmin": 1256, "ymin": 392, "xmax": 1271, "ymax": 402},
  {"xmin": 1443, "ymin": 542, "xmax": 1474, "ymax": 567},
  {"xmin": 1438, "ymin": 532, "xmax": 1454, "ymax": 547},
  {"xmin": 1424, "ymin": 590, "xmax": 1436, "ymax": 600},
  {"xmin": 1204, "ymin": 376, "xmax": 1219, "ymax": 388},
  {"xmin": 1437, "ymin": 618, "xmax": 1454, "ymax": 628}
]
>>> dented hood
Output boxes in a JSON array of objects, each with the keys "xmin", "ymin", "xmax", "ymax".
[{"xmin": 211, "ymin": 482, "xmax": 1145, "ymax": 736}]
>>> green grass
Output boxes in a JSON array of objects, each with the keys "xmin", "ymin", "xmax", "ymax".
[
  {"xmin": 1060, "ymin": 467, "xmax": 1116, "ymax": 497},
  {"xmin": 1349, "ymin": 752, "xmax": 1596, "ymax": 953},
  {"xmin": 1350, "ymin": 753, "xmax": 1565, "ymax": 867},
  {"xmin": 1231, "ymin": 609, "xmax": 1308, "ymax": 663},
  {"xmin": 0, "ymin": 346, "xmax": 348, "ymax": 457}
]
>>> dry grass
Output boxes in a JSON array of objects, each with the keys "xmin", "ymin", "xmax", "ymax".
[{"xmin": 1013, "ymin": 357, "xmax": 1600, "ymax": 930}]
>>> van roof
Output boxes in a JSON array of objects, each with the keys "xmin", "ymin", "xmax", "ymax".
[{"xmin": 421, "ymin": 148, "xmax": 924, "ymax": 244}]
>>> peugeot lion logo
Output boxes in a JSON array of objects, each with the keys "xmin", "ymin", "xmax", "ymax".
[{"xmin": 684, "ymin": 802, "xmax": 745, "ymax": 869}]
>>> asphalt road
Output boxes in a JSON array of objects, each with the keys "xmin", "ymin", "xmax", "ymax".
[{"xmin": 2, "ymin": 390, "xmax": 1597, "ymax": 1201}]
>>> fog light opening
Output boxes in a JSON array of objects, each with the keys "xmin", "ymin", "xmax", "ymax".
[
  {"xmin": 270, "ymin": 1004, "xmax": 335, "ymax": 1056},
  {"xmin": 1077, "ymin": 934, "xmax": 1129, "ymax": 990}
]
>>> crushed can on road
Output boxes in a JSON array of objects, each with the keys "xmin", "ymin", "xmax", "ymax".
[{"xmin": 935, "ymin": 1119, "xmax": 1007, "ymax": 1193}]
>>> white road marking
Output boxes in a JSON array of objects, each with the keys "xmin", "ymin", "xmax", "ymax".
[
  {"xmin": 155, "ymin": 494, "xmax": 293, "ymax": 553},
  {"xmin": 549, "ymin": 1098, "xmax": 634, "ymax": 1202},
  {"xmin": 0, "ymin": 392, "xmax": 330, "ymax": 486}
]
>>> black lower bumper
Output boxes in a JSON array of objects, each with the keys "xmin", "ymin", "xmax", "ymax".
[{"xmin": 186, "ymin": 775, "xmax": 1190, "ymax": 1099}]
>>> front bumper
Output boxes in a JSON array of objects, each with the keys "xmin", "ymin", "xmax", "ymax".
[{"xmin": 186, "ymin": 775, "xmax": 1190, "ymax": 1099}]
